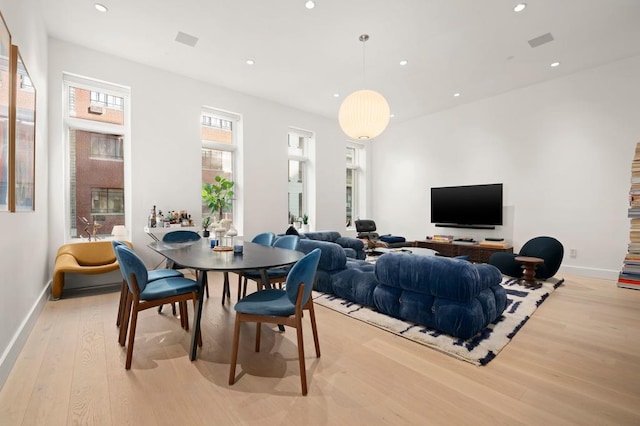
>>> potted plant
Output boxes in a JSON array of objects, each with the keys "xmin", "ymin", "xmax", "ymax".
[
  {"xmin": 202, "ymin": 216, "xmax": 211, "ymax": 238},
  {"xmin": 301, "ymin": 214, "xmax": 309, "ymax": 232},
  {"xmin": 202, "ymin": 176, "xmax": 235, "ymax": 222}
]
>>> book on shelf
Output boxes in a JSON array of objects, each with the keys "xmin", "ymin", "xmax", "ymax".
[{"xmin": 478, "ymin": 240, "xmax": 508, "ymax": 248}]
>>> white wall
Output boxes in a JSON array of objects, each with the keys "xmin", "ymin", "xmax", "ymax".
[
  {"xmin": 47, "ymin": 39, "xmax": 349, "ymax": 270},
  {"xmin": 371, "ymin": 55, "xmax": 640, "ymax": 279},
  {"xmin": 0, "ymin": 0, "xmax": 49, "ymax": 386}
]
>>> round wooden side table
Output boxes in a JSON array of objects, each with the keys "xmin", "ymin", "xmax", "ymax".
[{"xmin": 515, "ymin": 256, "xmax": 544, "ymax": 289}]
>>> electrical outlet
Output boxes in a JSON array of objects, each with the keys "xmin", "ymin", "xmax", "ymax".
[{"xmin": 570, "ymin": 248, "xmax": 577, "ymax": 258}]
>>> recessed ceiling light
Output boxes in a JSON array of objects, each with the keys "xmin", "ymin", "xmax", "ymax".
[
  {"xmin": 246, "ymin": 59, "xmax": 255, "ymax": 65},
  {"xmin": 390, "ymin": 114, "xmax": 395, "ymax": 118},
  {"xmin": 399, "ymin": 60, "xmax": 408, "ymax": 66},
  {"xmin": 514, "ymin": 3, "xmax": 526, "ymax": 12},
  {"xmin": 333, "ymin": 93, "xmax": 340, "ymax": 98},
  {"xmin": 453, "ymin": 92, "xmax": 461, "ymax": 97},
  {"xmin": 550, "ymin": 61, "xmax": 560, "ymax": 67},
  {"xmin": 94, "ymin": 3, "xmax": 108, "ymax": 12},
  {"xmin": 305, "ymin": 1, "xmax": 315, "ymax": 9}
]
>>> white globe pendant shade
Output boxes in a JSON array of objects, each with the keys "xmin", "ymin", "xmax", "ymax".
[{"xmin": 338, "ymin": 89, "xmax": 390, "ymax": 140}]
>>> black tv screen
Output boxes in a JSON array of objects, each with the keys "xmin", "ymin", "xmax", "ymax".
[{"xmin": 430, "ymin": 183, "xmax": 503, "ymax": 228}]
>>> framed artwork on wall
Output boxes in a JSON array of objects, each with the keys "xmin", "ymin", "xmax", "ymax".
[
  {"xmin": 9, "ymin": 44, "xmax": 36, "ymax": 212},
  {"xmin": 0, "ymin": 12, "xmax": 10, "ymax": 212}
]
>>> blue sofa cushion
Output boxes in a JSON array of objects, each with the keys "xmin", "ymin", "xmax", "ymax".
[
  {"xmin": 298, "ymin": 239, "xmax": 346, "ymax": 271},
  {"xmin": 373, "ymin": 252, "xmax": 507, "ymax": 339},
  {"xmin": 379, "ymin": 235, "xmax": 406, "ymax": 244}
]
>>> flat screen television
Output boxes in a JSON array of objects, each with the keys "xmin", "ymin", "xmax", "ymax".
[{"xmin": 430, "ymin": 183, "xmax": 503, "ymax": 229}]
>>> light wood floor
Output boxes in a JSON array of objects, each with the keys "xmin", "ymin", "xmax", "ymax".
[{"xmin": 1, "ymin": 272, "xmax": 639, "ymax": 425}]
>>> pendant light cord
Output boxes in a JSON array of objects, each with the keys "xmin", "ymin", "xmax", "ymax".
[{"xmin": 359, "ymin": 34, "xmax": 369, "ymax": 88}]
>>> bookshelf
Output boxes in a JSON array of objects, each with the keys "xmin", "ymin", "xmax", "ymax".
[{"xmin": 619, "ymin": 142, "xmax": 640, "ymax": 290}]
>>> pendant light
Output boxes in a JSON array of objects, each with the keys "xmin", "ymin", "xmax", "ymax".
[{"xmin": 338, "ymin": 34, "xmax": 390, "ymax": 140}]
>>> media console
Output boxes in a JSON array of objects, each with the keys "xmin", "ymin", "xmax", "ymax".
[{"xmin": 413, "ymin": 240, "xmax": 513, "ymax": 263}]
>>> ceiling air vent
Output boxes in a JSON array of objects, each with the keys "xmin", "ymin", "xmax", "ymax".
[
  {"xmin": 88, "ymin": 105, "xmax": 104, "ymax": 115},
  {"xmin": 528, "ymin": 32, "xmax": 554, "ymax": 48}
]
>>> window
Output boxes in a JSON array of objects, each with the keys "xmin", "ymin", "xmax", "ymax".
[
  {"xmin": 91, "ymin": 188, "xmax": 124, "ymax": 214},
  {"xmin": 346, "ymin": 144, "xmax": 365, "ymax": 228},
  {"xmin": 90, "ymin": 91, "xmax": 123, "ymax": 110},
  {"xmin": 201, "ymin": 108, "xmax": 238, "ymax": 220},
  {"xmin": 64, "ymin": 74, "xmax": 129, "ymax": 239},
  {"xmin": 288, "ymin": 129, "xmax": 311, "ymax": 224}
]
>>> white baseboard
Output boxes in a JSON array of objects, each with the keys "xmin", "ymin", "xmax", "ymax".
[
  {"xmin": 0, "ymin": 280, "xmax": 50, "ymax": 391},
  {"xmin": 559, "ymin": 265, "xmax": 619, "ymax": 281}
]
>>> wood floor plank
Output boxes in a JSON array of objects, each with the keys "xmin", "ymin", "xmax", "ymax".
[{"xmin": 1, "ymin": 273, "xmax": 639, "ymax": 425}]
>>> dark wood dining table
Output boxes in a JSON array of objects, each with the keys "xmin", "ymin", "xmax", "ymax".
[{"xmin": 148, "ymin": 239, "xmax": 304, "ymax": 360}]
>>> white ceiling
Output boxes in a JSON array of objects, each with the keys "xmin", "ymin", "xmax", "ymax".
[{"xmin": 39, "ymin": 0, "xmax": 640, "ymax": 123}]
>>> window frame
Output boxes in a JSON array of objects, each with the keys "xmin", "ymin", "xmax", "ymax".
[
  {"xmin": 288, "ymin": 128, "xmax": 312, "ymax": 225},
  {"xmin": 63, "ymin": 73, "xmax": 131, "ymax": 241},
  {"xmin": 201, "ymin": 107, "xmax": 240, "ymax": 224},
  {"xmin": 346, "ymin": 142, "xmax": 366, "ymax": 230}
]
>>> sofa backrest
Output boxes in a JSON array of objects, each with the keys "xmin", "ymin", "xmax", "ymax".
[
  {"xmin": 300, "ymin": 231, "xmax": 342, "ymax": 242},
  {"xmin": 298, "ymin": 239, "xmax": 347, "ymax": 271},
  {"xmin": 374, "ymin": 253, "xmax": 502, "ymax": 303},
  {"xmin": 55, "ymin": 240, "xmax": 131, "ymax": 266}
]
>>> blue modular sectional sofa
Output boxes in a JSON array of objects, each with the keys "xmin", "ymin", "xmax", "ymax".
[
  {"xmin": 297, "ymin": 239, "xmax": 377, "ymax": 306},
  {"xmin": 298, "ymin": 231, "xmax": 366, "ymax": 260},
  {"xmin": 298, "ymin": 236, "xmax": 507, "ymax": 339},
  {"xmin": 373, "ymin": 253, "xmax": 507, "ymax": 339}
]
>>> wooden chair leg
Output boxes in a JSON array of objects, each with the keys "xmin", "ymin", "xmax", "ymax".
[
  {"xmin": 119, "ymin": 291, "xmax": 132, "ymax": 346},
  {"xmin": 171, "ymin": 303, "xmax": 177, "ymax": 316},
  {"xmin": 229, "ymin": 314, "xmax": 242, "ymax": 385},
  {"xmin": 307, "ymin": 301, "xmax": 321, "ymax": 358},
  {"xmin": 295, "ymin": 314, "xmax": 308, "ymax": 395},
  {"xmin": 125, "ymin": 300, "xmax": 140, "ymax": 370},
  {"xmin": 116, "ymin": 280, "xmax": 126, "ymax": 327},
  {"xmin": 255, "ymin": 322, "xmax": 262, "ymax": 352},
  {"xmin": 180, "ymin": 301, "xmax": 190, "ymax": 331}
]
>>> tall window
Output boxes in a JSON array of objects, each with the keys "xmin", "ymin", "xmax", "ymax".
[
  {"xmin": 64, "ymin": 74, "xmax": 129, "ymax": 239},
  {"xmin": 288, "ymin": 129, "xmax": 311, "ymax": 224},
  {"xmin": 201, "ymin": 108, "xmax": 238, "ymax": 220},
  {"xmin": 346, "ymin": 143, "xmax": 365, "ymax": 228}
]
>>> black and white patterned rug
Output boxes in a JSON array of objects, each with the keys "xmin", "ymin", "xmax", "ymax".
[{"xmin": 312, "ymin": 276, "xmax": 564, "ymax": 366}]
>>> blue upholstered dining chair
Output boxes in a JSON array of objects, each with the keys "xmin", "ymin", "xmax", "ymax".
[
  {"xmin": 112, "ymin": 240, "xmax": 184, "ymax": 329},
  {"xmin": 114, "ymin": 244, "xmax": 202, "ymax": 369},
  {"xmin": 234, "ymin": 232, "xmax": 276, "ymax": 301},
  {"xmin": 229, "ymin": 248, "xmax": 321, "ymax": 395},
  {"xmin": 158, "ymin": 230, "xmax": 207, "ymax": 314},
  {"xmin": 239, "ymin": 235, "xmax": 300, "ymax": 298}
]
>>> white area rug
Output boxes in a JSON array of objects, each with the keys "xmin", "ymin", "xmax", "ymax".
[{"xmin": 313, "ymin": 276, "xmax": 564, "ymax": 365}]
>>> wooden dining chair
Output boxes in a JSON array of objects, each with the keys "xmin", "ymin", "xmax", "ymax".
[
  {"xmin": 234, "ymin": 232, "xmax": 276, "ymax": 301},
  {"xmin": 114, "ymin": 244, "xmax": 202, "ymax": 369},
  {"xmin": 112, "ymin": 241, "xmax": 184, "ymax": 330},
  {"xmin": 239, "ymin": 235, "xmax": 300, "ymax": 297},
  {"xmin": 229, "ymin": 248, "xmax": 321, "ymax": 395}
]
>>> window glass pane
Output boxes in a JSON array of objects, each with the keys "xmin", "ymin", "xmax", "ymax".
[
  {"xmin": 0, "ymin": 39, "xmax": 10, "ymax": 210},
  {"xmin": 288, "ymin": 133, "xmax": 305, "ymax": 156},
  {"xmin": 288, "ymin": 159, "xmax": 304, "ymax": 222},
  {"xmin": 69, "ymin": 129, "xmax": 125, "ymax": 237},
  {"xmin": 68, "ymin": 86, "xmax": 124, "ymax": 125},
  {"xmin": 201, "ymin": 148, "xmax": 233, "ymax": 218},
  {"xmin": 346, "ymin": 146, "xmax": 356, "ymax": 165},
  {"xmin": 201, "ymin": 113, "xmax": 233, "ymax": 145},
  {"xmin": 346, "ymin": 169, "xmax": 354, "ymax": 227}
]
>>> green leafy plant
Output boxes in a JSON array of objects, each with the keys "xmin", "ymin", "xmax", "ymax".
[
  {"xmin": 202, "ymin": 215, "xmax": 211, "ymax": 230},
  {"xmin": 302, "ymin": 214, "xmax": 309, "ymax": 225},
  {"xmin": 202, "ymin": 176, "xmax": 235, "ymax": 219}
]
